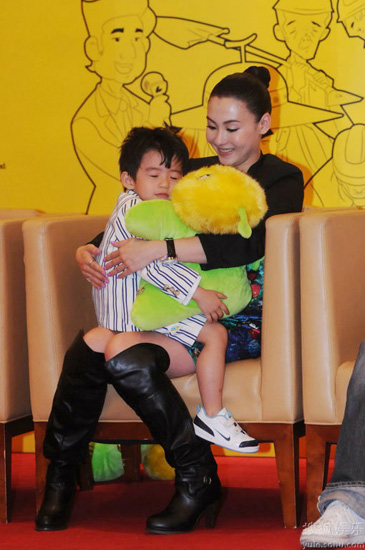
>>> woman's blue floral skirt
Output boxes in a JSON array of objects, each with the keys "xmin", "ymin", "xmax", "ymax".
[{"xmin": 190, "ymin": 259, "xmax": 264, "ymax": 363}]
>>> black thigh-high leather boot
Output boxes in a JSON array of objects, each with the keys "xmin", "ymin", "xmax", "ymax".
[
  {"xmin": 35, "ymin": 331, "xmax": 107, "ymax": 531},
  {"xmin": 104, "ymin": 343, "xmax": 222, "ymax": 534}
]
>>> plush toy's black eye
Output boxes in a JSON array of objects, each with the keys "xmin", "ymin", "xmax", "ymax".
[{"xmin": 198, "ymin": 173, "xmax": 210, "ymax": 179}]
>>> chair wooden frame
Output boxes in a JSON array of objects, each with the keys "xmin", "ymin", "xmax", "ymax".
[{"xmin": 0, "ymin": 418, "xmax": 33, "ymax": 522}]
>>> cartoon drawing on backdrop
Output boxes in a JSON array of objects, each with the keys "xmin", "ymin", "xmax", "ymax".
[
  {"xmin": 169, "ymin": 1, "xmax": 362, "ymax": 190},
  {"xmin": 167, "ymin": 14, "xmax": 345, "ymax": 186},
  {"xmin": 71, "ymin": 0, "xmax": 364, "ymax": 213},
  {"xmin": 71, "ymin": 0, "xmax": 163, "ymax": 213},
  {"xmin": 304, "ymin": 1, "xmax": 365, "ymax": 207},
  {"xmin": 337, "ymin": 0, "xmax": 365, "ymax": 42},
  {"xmin": 71, "ymin": 0, "xmax": 229, "ymax": 213},
  {"xmin": 306, "ymin": 124, "xmax": 365, "ymax": 207},
  {"xmin": 272, "ymin": 0, "xmax": 362, "ymax": 179}
]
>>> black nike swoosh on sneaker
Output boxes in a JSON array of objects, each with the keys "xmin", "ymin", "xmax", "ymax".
[
  {"xmin": 216, "ymin": 430, "xmax": 231, "ymax": 441},
  {"xmin": 194, "ymin": 416, "xmax": 215, "ymax": 436}
]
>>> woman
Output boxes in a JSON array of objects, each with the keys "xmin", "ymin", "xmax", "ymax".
[
  {"xmin": 81, "ymin": 66, "xmax": 303, "ymax": 292},
  {"xmin": 81, "ymin": 66, "xmax": 304, "ymax": 361},
  {"xmin": 37, "ymin": 66, "xmax": 303, "ymax": 534}
]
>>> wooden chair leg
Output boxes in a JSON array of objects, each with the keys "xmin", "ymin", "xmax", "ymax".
[
  {"xmin": 306, "ymin": 424, "xmax": 340, "ymax": 524},
  {"xmin": 0, "ymin": 424, "xmax": 12, "ymax": 523},
  {"xmin": 119, "ymin": 444, "xmax": 142, "ymax": 482},
  {"xmin": 0, "ymin": 417, "xmax": 33, "ymax": 522},
  {"xmin": 242, "ymin": 421, "xmax": 304, "ymax": 528},
  {"xmin": 273, "ymin": 423, "xmax": 304, "ymax": 528}
]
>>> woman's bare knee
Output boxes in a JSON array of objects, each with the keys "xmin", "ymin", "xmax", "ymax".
[
  {"xmin": 105, "ymin": 332, "xmax": 145, "ymax": 361},
  {"xmin": 84, "ymin": 327, "xmax": 115, "ymax": 353}
]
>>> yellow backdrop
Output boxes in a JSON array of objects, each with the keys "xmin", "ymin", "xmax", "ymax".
[{"xmin": 1, "ymin": 0, "xmax": 364, "ymax": 214}]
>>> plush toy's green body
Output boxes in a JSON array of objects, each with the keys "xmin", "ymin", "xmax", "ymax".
[
  {"xmin": 125, "ymin": 200, "xmax": 251, "ymax": 330},
  {"xmin": 125, "ymin": 164, "xmax": 268, "ymax": 332}
]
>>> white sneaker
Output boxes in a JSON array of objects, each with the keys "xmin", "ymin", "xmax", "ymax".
[
  {"xmin": 300, "ymin": 500, "xmax": 365, "ymax": 548},
  {"xmin": 193, "ymin": 407, "xmax": 259, "ymax": 453}
]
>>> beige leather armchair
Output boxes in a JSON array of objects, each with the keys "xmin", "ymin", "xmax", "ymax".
[
  {"xmin": 23, "ymin": 212, "xmax": 304, "ymax": 528},
  {"xmin": 300, "ymin": 209, "xmax": 365, "ymax": 522},
  {"xmin": 0, "ymin": 209, "xmax": 40, "ymax": 220},
  {"xmin": 0, "ymin": 213, "xmax": 37, "ymax": 522}
]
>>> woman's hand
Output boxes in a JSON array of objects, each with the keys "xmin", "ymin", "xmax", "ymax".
[
  {"xmin": 104, "ymin": 238, "xmax": 165, "ymax": 278},
  {"xmin": 75, "ymin": 244, "xmax": 108, "ymax": 289},
  {"xmin": 193, "ymin": 287, "xmax": 229, "ymax": 323}
]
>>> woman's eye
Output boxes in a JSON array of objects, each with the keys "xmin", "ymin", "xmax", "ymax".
[
  {"xmin": 227, "ymin": 128, "xmax": 238, "ymax": 133},
  {"xmin": 206, "ymin": 125, "xmax": 216, "ymax": 130}
]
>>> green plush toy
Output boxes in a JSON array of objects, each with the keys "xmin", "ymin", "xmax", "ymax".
[
  {"xmin": 90, "ymin": 442, "xmax": 124, "ymax": 482},
  {"xmin": 125, "ymin": 164, "xmax": 268, "ymax": 331}
]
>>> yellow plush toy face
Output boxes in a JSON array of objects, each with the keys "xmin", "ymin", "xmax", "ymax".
[{"xmin": 170, "ymin": 164, "xmax": 268, "ymax": 236}]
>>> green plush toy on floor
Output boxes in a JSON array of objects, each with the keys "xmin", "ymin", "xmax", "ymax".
[
  {"xmin": 91, "ymin": 442, "xmax": 124, "ymax": 482},
  {"xmin": 91, "ymin": 442, "xmax": 174, "ymax": 482}
]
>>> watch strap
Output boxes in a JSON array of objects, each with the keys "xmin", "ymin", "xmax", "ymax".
[{"xmin": 165, "ymin": 238, "xmax": 177, "ymax": 260}]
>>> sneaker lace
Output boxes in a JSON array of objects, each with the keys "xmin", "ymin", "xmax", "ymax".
[{"xmin": 223, "ymin": 413, "xmax": 245, "ymax": 435}]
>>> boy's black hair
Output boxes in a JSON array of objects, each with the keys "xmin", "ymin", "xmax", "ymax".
[{"xmin": 119, "ymin": 127, "xmax": 189, "ymax": 180}]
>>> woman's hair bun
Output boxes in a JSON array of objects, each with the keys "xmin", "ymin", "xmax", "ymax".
[{"xmin": 243, "ymin": 66, "xmax": 271, "ymax": 89}]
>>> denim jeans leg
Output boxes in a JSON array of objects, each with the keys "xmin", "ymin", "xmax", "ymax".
[
  {"xmin": 318, "ymin": 340, "xmax": 365, "ymax": 519},
  {"xmin": 330, "ymin": 340, "xmax": 365, "ymax": 484}
]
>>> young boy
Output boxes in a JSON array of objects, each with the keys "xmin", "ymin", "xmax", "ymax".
[{"xmin": 86, "ymin": 126, "xmax": 258, "ymax": 453}]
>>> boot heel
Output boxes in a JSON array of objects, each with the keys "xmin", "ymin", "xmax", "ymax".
[{"xmin": 204, "ymin": 499, "xmax": 221, "ymax": 529}]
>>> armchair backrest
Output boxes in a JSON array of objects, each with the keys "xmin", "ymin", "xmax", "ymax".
[
  {"xmin": 23, "ymin": 215, "xmax": 108, "ymax": 420},
  {"xmin": 261, "ymin": 212, "xmax": 303, "ymax": 422},
  {"xmin": 0, "ymin": 209, "xmax": 39, "ymax": 220},
  {"xmin": 0, "ymin": 218, "xmax": 32, "ymax": 421},
  {"xmin": 300, "ymin": 209, "xmax": 365, "ymax": 424}
]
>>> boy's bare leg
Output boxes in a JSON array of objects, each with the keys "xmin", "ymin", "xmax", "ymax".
[
  {"xmin": 195, "ymin": 322, "xmax": 227, "ymax": 416},
  {"xmin": 193, "ymin": 323, "xmax": 259, "ymax": 454}
]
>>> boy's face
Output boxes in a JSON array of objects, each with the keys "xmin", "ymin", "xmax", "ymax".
[{"xmin": 122, "ymin": 150, "xmax": 183, "ymax": 200}]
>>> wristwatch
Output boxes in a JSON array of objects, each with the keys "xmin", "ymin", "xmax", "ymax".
[{"xmin": 163, "ymin": 238, "xmax": 178, "ymax": 264}]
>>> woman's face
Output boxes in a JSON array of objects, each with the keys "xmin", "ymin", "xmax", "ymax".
[{"xmin": 206, "ymin": 96, "xmax": 270, "ymax": 173}]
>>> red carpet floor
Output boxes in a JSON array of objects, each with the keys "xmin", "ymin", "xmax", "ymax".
[{"xmin": 1, "ymin": 453, "xmax": 313, "ymax": 550}]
